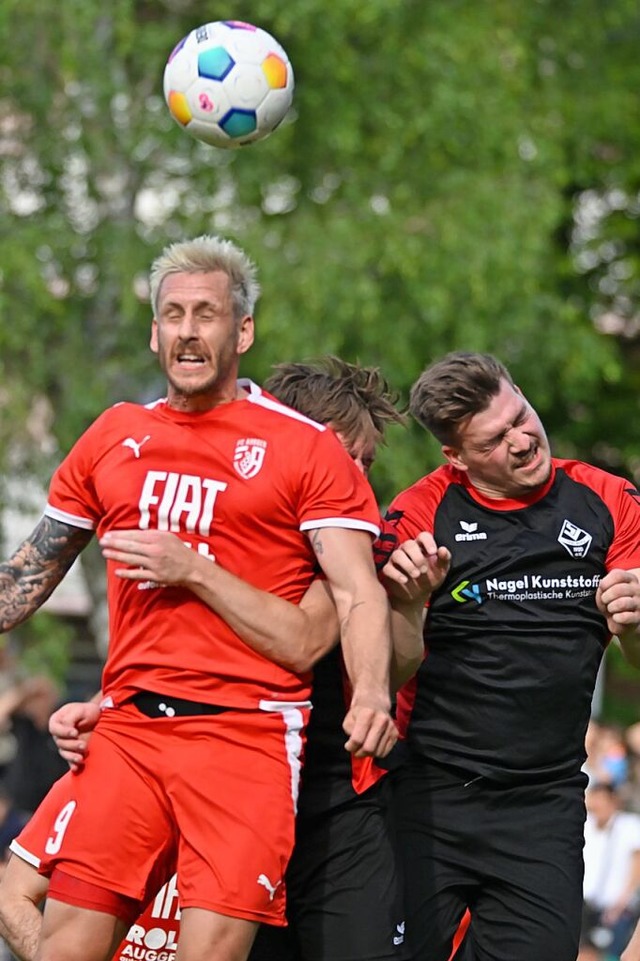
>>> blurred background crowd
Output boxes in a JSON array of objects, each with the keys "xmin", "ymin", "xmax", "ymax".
[
  {"xmin": 0, "ymin": 647, "xmax": 68, "ymax": 878},
  {"xmin": 579, "ymin": 719, "xmax": 640, "ymax": 961}
]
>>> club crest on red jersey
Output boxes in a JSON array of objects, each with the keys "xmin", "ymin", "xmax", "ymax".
[{"xmin": 233, "ymin": 438, "xmax": 267, "ymax": 479}]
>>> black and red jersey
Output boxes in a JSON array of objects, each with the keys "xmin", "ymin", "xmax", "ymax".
[{"xmin": 379, "ymin": 459, "xmax": 640, "ymax": 783}]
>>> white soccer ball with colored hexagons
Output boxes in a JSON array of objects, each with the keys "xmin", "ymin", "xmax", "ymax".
[{"xmin": 163, "ymin": 20, "xmax": 294, "ymax": 149}]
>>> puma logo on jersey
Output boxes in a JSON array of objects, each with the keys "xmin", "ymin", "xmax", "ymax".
[
  {"xmin": 257, "ymin": 873, "xmax": 281, "ymax": 901},
  {"xmin": 122, "ymin": 435, "xmax": 151, "ymax": 459}
]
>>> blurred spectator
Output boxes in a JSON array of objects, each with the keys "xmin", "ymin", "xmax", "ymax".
[
  {"xmin": 623, "ymin": 724, "xmax": 640, "ymax": 813},
  {"xmin": 0, "ymin": 783, "xmax": 27, "ymax": 864},
  {"xmin": 585, "ymin": 720, "xmax": 630, "ymax": 791},
  {"xmin": 0, "ymin": 675, "xmax": 67, "ymax": 816},
  {"xmin": 0, "ymin": 649, "xmax": 21, "ymax": 781},
  {"xmin": 580, "ymin": 782, "xmax": 640, "ymax": 960}
]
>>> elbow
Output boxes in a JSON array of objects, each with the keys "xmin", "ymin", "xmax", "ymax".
[
  {"xmin": 282, "ymin": 653, "xmax": 315, "ymax": 675},
  {"xmin": 390, "ymin": 652, "xmax": 423, "ymax": 694},
  {"xmin": 284, "ymin": 636, "xmax": 339, "ymax": 675}
]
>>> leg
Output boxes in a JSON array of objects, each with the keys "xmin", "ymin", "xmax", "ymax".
[
  {"xmin": 0, "ymin": 853, "xmax": 49, "ymax": 961},
  {"xmin": 177, "ymin": 908, "xmax": 258, "ymax": 961},
  {"xmin": 35, "ymin": 898, "xmax": 128, "ymax": 961},
  {"xmin": 287, "ymin": 782, "xmax": 409, "ymax": 961},
  {"xmin": 393, "ymin": 765, "xmax": 475, "ymax": 961},
  {"xmin": 464, "ymin": 775, "xmax": 585, "ymax": 961}
]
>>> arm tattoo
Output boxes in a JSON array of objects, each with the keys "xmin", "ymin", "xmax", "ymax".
[
  {"xmin": 311, "ymin": 530, "xmax": 324, "ymax": 556},
  {"xmin": 0, "ymin": 516, "xmax": 93, "ymax": 632}
]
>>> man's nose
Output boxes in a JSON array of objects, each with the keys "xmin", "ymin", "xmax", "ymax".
[
  {"xmin": 506, "ymin": 427, "xmax": 530, "ymax": 452},
  {"xmin": 177, "ymin": 312, "xmax": 198, "ymax": 337}
]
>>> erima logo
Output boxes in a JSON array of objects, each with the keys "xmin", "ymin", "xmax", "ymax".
[
  {"xmin": 557, "ymin": 519, "xmax": 592, "ymax": 558},
  {"xmin": 122, "ymin": 435, "xmax": 151, "ymax": 459},
  {"xmin": 393, "ymin": 921, "xmax": 406, "ymax": 946},
  {"xmin": 257, "ymin": 874, "xmax": 281, "ymax": 901},
  {"xmin": 455, "ymin": 520, "xmax": 488, "ymax": 542},
  {"xmin": 451, "ymin": 580, "xmax": 484, "ymax": 605}
]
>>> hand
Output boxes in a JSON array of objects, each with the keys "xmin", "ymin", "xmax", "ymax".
[
  {"xmin": 342, "ymin": 691, "xmax": 398, "ymax": 758},
  {"xmin": 49, "ymin": 701, "xmax": 100, "ymax": 771},
  {"xmin": 100, "ymin": 529, "xmax": 201, "ymax": 585},
  {"xmin": 381, "ymin": 532, "xmax": 451, "ymax": 605},
  {"xmin": 596, "ymin": 569, "xmax": 640, "ymax": 636}
]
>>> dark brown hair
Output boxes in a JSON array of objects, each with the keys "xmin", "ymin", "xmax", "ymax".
[
  {"xmin": 265, "ymin": 356, "xmax": 405, "ymax": 446},
  {"xmin": 409, "ymin": 352, "xmax": 514, "ymax": 446}
]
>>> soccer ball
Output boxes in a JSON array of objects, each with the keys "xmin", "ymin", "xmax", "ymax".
[{"xmin": 163, "ymin": 20, "xmax": 294, "ymax": 149}]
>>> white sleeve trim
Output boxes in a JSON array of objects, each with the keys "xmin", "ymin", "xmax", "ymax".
[
  {"xmin": 8, "ymin": 839, "xmax": 40, "ymax": 868},
  {"xmin": 44, "ymin": 505, "xmax": 96, "ymax": 531},
  {"xmin": 241, "ymin": 379, "xmax": 327, "ymax": 431},
  {"xmin": 300, "ymin": 517, "xmax": 380, "ymax": 537}
]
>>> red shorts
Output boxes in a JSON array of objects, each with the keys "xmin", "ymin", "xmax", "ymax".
[
  {"xmin": 12, "ymin": 772, "xmax": 181, "ymax": 953},
  {"xmin": 38, "ymin": 699, "xmax": 309, "ymax": 924},
  {"xmin": 10, "ymin": 773, "xmax": 74, "ymax": 869},
  {"xmin": 11, "ymin": 770, "xmax": 177, "ymax": 922}
]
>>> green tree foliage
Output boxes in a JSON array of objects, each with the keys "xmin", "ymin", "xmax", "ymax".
[
  {"xmin": 0, "ymin": 0, "xmax": 639, "ymax": 509},
  {"xmin": 1, "ymin": 0, "xmax": 639, "ymax": 717}
]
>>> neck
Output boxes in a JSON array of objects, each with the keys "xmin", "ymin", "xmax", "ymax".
[{"xmin": 166, "ymin": 381, "xmax": 248, "ymax": 412}]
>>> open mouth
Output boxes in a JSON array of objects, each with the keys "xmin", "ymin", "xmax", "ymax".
[
  {"xmin": 176, "ymin": 353, "xmax": 205, "ymax": 366},
  {"xmin": 517, "ymin": 443, "xmax": 540, "ymax": 469}
]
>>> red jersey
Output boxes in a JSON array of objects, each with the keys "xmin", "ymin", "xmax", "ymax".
[{"xmin": 45, "ymin": 381, "xmax": 380, "ymax": 709}]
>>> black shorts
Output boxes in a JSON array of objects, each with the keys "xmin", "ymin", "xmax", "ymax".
[
  {"xmin": 249, "ymin": 777, "xmax": 408, "ymax": 961},
  {"xmin": 393, "ymin": 759, "xmax": 587, "ymax": 961}
]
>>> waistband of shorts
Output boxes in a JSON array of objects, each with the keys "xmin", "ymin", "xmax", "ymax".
[{"xmin": 129, "ymin": 691, "xmax": 230, "ymax": 719}]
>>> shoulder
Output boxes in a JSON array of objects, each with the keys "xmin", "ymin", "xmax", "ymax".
[
  {"xmin": 391, "ymin": 465, "xmax": 459, "ymax": 506},
  {"xmin": 243, "ymin": 381, "xmax": 327, "ymax": 435},
  {"xmin": 555, "ymin": 458, "xmax": 627, "ymax": 490},
  {"xmin": 88, "ymin": 399, "xmax": 160, "ymax": 428}
]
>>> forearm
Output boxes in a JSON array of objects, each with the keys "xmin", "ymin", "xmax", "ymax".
[
  {"xmin": 388, "ymin": 599, "xmax": 425, "ymax": 692},
  {"xmin": 0, "ymin": 554, "xmax": 58, "ymax": 632},
  {"xmin": 185, "ymin": 555, "xmax": 337, "ymax": 673},
  {"xmin": 336, "ymin": 585, "xmax": 392, "ymax": 707},
  {"xmin": 617, "ymin": 629, "xmax": 640, "ymax": 669},
  {"xmin": 0, "ymin": 899, "xmax": 41, "ymax": 961},
  {"xmin": 0, "ymin": 856, "xmax": 48, "ymax": 961},
  {"xmin": 0, "ymin": 518, "xmax": 91, "ymax": 633}
]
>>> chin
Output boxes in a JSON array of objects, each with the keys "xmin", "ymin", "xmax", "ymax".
[{"xmin": 526, "ymin": 458, "xmax": 552, "ymax": 489}]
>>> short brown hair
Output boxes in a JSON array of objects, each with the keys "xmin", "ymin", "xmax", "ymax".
[
  {"xmin": 409, "ymin": 352, "xmax": 514, "ymax": 446},
  {"xmin": 264, "ymin": 356, "xmax": 405, "ymax": 447}
]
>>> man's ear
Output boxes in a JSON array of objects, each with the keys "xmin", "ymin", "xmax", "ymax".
[
  {"xmin": 236, "ymin": 315, "xmax": 255, "ymax": 356},
  {"xmin": 442, "ymin": 445, "xmax": 469, "ymax": 472}
]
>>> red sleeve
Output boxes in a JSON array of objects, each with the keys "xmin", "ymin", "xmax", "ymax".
[
  {"xmin": 45, "ymin": 411, "xmax": 114, "ymax": 530},
  {"xmin": 296, "ymin": 427, "xmax": 380, "ymax": 537},
  {"xmin": 375, "ymin": 467, "xmax": 451, "ymax": 567},
  {"xmin": 602, "ymin": 478, "xmax": 640, "ymax": 570}
]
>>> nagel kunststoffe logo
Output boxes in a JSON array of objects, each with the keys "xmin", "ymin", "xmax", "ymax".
[{"xmin": 451, "ymin": 580, "xmax": 484, "ymax": 605}]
